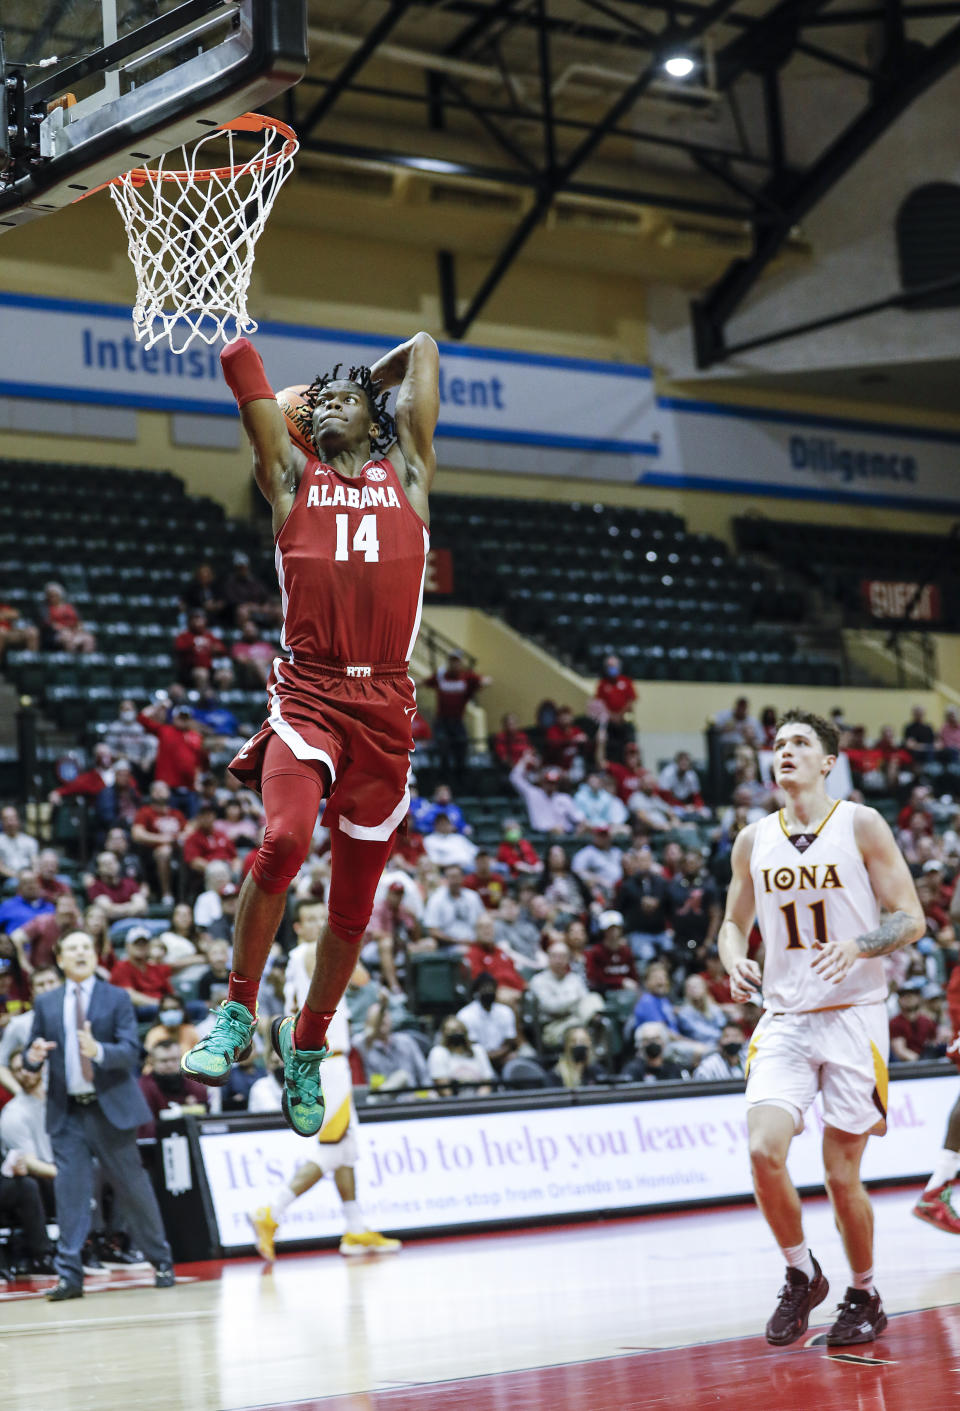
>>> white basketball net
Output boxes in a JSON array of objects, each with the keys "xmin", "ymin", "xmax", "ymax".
[{"xmin": 108, "ymin": 117, "xmax": 298, "ymax": 354}]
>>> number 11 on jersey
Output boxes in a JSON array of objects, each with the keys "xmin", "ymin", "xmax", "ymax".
[
  {"xmin": 334, "ymin": 513, "xmax": 380, "ymax": 563},
  {"xmin": 780, "ymin": 898, "xmax": 829, "ymax": 950}
]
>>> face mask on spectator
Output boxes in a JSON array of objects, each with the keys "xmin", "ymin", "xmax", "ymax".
[
  {"xmin": 504, "ymin": 828, "xmax": 521, "ymax": 842},
  {"xmin": 120, "ymin": 708, "xmax": 137, "ymax": 723},
  {"xmin": 478, "ymin": 987, "xmax": 496, "ymax": 1011},
  {"xmin": 723, "ymin": 1041, "xmax": 742, "ymax": 1059},
  {"xmin": 161, "ymin": 1009, "xmax": 184, "ymax": 1028},
  {"xmin": 644, "ymin": 1041, "xmax": 663, "ymax": 1059},
  {"xmin": 154, "ymin": 1071, "xmax": 184, "ymax": 1095},
  {"xmin": 605, "ymin": 663, "xmax": 618, "ymax": 677},
  {"xmin": 571, "ymin": 1044, "xmax": 589, "ymax": 1063}
]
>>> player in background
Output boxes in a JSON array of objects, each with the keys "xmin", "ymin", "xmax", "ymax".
[
  {"xmin": 912, "ymin": 1064, "xmax": 960, "ymax": 1233},
  {"xmin": 247, "ymin": 899, "xmax": 401, "ymax": 1259},
  {"xmin": 720, "ymin": 709, "xmax": 923, "ymax": 1347},
  {"xmin": 181, "ymin": 330, "xmax": 439, "ymax": 1140}
]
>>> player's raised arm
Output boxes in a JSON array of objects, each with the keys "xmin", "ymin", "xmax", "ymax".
[
  {"xmin": 370, "ymin": 332, "xmax": 440, "ymax": 494},
  {"xmin": 221, "ymin": 338, "xmax": 305, "ymax": 529},
  {"xmin": 718, "ymin": 824, "xmax": 762, "ymax": 1002}
]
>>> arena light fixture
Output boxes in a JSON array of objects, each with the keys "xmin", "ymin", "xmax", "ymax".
[{"xmin": 663, "ymin": 54, "xmax": 696, "ymax": 79}]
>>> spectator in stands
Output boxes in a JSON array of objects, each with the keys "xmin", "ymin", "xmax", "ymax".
[
  {"xmin": 230, "ymin": 618, "xmax": 276, "ymax": 687},
  {"xmin": 529, "ymin": 941, "xmax": 605, "ymax": 1048},
  {"xmin": 0, "ymin": 869, "xmax": 54, "ymax": 936},
  {"xmin": 0, "ymin": 601, "xmax": 39, "ymax": 659},
  {"xmin": 457, "ymin": 974, "xmax": 519, "ymax": 1072},
  {"xmin": 423, "ymin": 812, "xmax": 478, "ymax": 871},
  {"xmin": 700, "ymin": 947, "xmax": 735, "ymax": 1009},
  {"xmin": 9, "ymin": 892, "xmax": 79, "ymax": 976},
  {"xmin": 940, "ymin": 706, "xmax": 960, "ymax": 759},
  {"xmin": 544, "ymin": 706, "xmax": 589, "ymax": 777},
  {"xmin": 658, "ymin": 752, "xmax": 707, "ymax": 815},
  {"xmin": 422, "ymin": 650, "xmax": 492, "ymax": 786},
  {"xmin": 890, "ymin": 987, "xmax": 938, "ymax": 1062},
  {"xmin": 156, "ymin": 901, "xmax": 205, "ymax": 961},
  {"xmin": 0, "ymin": 968, "xmax": 61, "ymax": 1097},
  {"xmin": 463, "ymin": 851, "xmax": 506, "ymax": 911},
  {"xmin": 599, "ymin": 737, "xmax": 645, "ymax": 805},
  {"xmin": 668, "ymin": 849, "xmax": 721, "ymax": 969},
  {"xmin": 496, "ymin": 818, "xmax": 542, "ymax": 878},
  {"xmin": 415, "ymin": 783, "xmax": 468, "ymax": 835},
  {"xmin": 0, "ymin": 1136, "xmax": 55, "ymax": 1273},
  {"xmin": 660, "ymin": 841, "xmax": 684, "ymax": 880},
  {"xmin": 183, "ymin": 562, "xmax": 226, "ymax": 621},
  {"xmin": 0, "ymin": 806, "xmax": 38, "ymax": 882},
  {"xmin": 99, "ymin": 829, "xmax": 144, "ymax": 890},
  {"xmin": 693, "ymin": 1021, "xmax": 747, "ymax": 1081},
  {"xmin": 494, "ymin": 893, "xmax": 544, "ymax": 968},
  {"xmin": 585, "ymin": 911, "xmax": 639, "ymax": 994},
  {"xmin": 110, "ymin": 925, "xmax": 177, "ymax": 1021},
  {"xmin": 174, "ymin": 609, "xmax": 227, "ymax": 690},
  {"xmin": 620, "ymin": 1022, "xmax": 689, "ymax": 1083},
  {"xmin": 138, "ymin": 701, "xmax": 207, "ymax": 818},
  {"xmin": 191, "ymin": 673, "xmax": 242, "ymax": 745},
  {"xmin": 759, "ymin": 706, "xmax": 778, "ymax": 748},
  {"xmin": 356, "ymin": 995, "xmax": 430, "ymax": 1092},
  {"xmin": 465, "ymin": 913, "xmax": 526, "ymax": 1006},
  {"xmin": 713, "ymin": 696, "xmax": 762, "ymax": 749},
  {"xmin": 616, "ymin": 847, "xmax": 672, "ymax": 963},
  {"xmin": 592, "ymin": 654, "xmax": 637, "ymax": 762},
  {"xmin": 675, "ymin": 973, "xmax": 727, "ymax": 1047},
  {"xmin": 196, "ymin": 939, "xmax": 232, "ymax": 1009},
  {"xmin": 903, "ymin": 704, "xmax": 936, "ymax": 765},
  {"xmin": 40, "ymin": 581, "xmax": 95, "ymax": 654},
  {"xmin": 131, "ymin": 780, "xmax": 186, "ymax": 905},
  {"xmin": 365, "ymin": 882, "xmax": 423, "ymax": 995},
  {"xmin": 573, "ymin": 772, "xmax": 629, "ymax": 833},
  {"xmin": 422, "ymin": 865, "xmax": 486, "ymax": 951},
  {"xmin": 0, "ymin": 1047, "xmax": 57, "ymax": 1186},
  {"xmin": 630, "ymin": 960, "xmax": 680, "ymax": 1034},
  {"xmin": 875, "ymin": 724, "xmax": 913, "ymax": 788},
  {"xmin": 429, "ymin": 1015, "xmax": 495, "ymax": 1094},
  {"xmin": 143, "ymin": 994, "xmax": 202, "ymax": 1059},
  {"xmin": 492, "ymin": 713, "xmax": 531, "ymax": 771},
  {"xmin": 572, "ymin": 826, "xmax": 623, "ymax": 903},
  {"xmin": 138, "ymin": 1038, "xmax": 208, "ymax": 1138},
  {"xmin": 103, "ymin": 699, "xmax": 156, "ymax": 785},
  {"xmin": 626, "ymin": 771, "xmax": 681, "ymax": 834},
  {"xmin": 898, "ymin": 784, "xmax": 934, "ymax": 836},
  {"xmin": 85, "ymin": 852, "xmax": 148, "ymax": 921},
  {"xmin": 182, "ymin": 803, "xmax": 237, "ymax": 880},
  {"xmin": 217, "ymin": 797, "xmax": 261, "ymax": 855},
  {"xmin": 539, "ymin": 844, "xmax": 590, "ymax": 922},
  {"xmin": 551, "ymin": 1026, "xmax": 609, "ymax": 1089},
  {"xmin": 48, "ymin": 743, "xmax": 115, "ymax": 811},
  {"xmin": 91, "ymin": 759, "xmax": 141, "ymax": 839},
  {"xmin": 219, "ymin": 551, "xmax": 278, "ymax": 629},
  {"xmin": 510, "ymin": 751, "xmax": 584, "ymax": 835},
  {"xmin": 194, "ymin": 861, "xmax": 235, "ymax": 930},
  {"xmin": 35, "ymin": 849, "xmax": 69, "ymax": 904}
]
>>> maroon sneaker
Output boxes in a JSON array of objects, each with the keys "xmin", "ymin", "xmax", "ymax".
[
  {"xmin": 825, "ymin": 1288, "xmax": 887, "ymax": 1345},
  {"xmin": 765, "ymin": 1257, "xmax": 829, "ymax": 1346}
]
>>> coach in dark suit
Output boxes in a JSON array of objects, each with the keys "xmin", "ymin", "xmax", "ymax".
[{"xmin": 24, "ymin": 930, "xmax": 174, "ymax": 1300}]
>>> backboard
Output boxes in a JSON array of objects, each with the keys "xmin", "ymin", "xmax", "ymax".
[{"xmin": 0, "ymin": 1, "xmax": 308, "ymax": 232}]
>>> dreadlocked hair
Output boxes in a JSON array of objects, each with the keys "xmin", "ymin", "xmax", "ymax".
[{"xmin": 294, "ymin": 363, "xmax": 396, "ymax": 455}]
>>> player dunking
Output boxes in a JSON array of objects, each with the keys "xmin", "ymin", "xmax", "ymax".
[
  {"xmin": 181, "ymin": 331, "xmax": 439, "ymax": 1137},
  {"xmin": 720, "ymin": 709, "xmax": 923, "ymax": 1346}
]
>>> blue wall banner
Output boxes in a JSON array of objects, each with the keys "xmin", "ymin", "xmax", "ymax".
[{"xmin": 3, "ymin": 290, "xmax": 960, "ymax": 507}]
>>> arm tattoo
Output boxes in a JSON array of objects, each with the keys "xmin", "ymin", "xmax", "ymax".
[{"xmin": 855, "ymin": 911, "xmax": 921, "ymax": 958}]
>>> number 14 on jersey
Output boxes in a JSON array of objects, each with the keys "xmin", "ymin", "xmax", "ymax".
[{"xmin": 335, "ymin": 513, "xmax": 380, "ymax": 563}]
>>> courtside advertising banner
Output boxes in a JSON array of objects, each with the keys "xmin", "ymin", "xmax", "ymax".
[
  {"xmin": 199, "ymin": 1074, "xmax": 954, "ymax": 1248},
  {"xmin": 4, "ymin": 290, "xmax": 960, "ymax": 506}
]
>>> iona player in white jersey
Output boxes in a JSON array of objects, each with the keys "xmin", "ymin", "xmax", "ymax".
[{"xmin": 720, "ymin": 709, "xmax": 923, "ymax": 1350}]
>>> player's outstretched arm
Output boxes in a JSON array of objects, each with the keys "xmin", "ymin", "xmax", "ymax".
[
  {"xmin": 718, "ymin": 825, "xmax": 762, "ymax": 1002},
  {"xmin": 812, "ymin": 806, "xmax": 924, "ymax": 983},
  {"xmin": 370, "ymin": 333, "xmax": 440, "ymax": 493},
  {"xmin": 221, "ymin": 339, "xmax": 303, "ymax": 519}
]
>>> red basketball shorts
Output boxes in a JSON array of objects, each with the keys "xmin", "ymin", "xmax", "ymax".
[{"xmin": 229, "ymin": 656, "xmax": 416, "ymax": 840}]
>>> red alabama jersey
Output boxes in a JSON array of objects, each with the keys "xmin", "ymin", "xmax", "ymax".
[{"xmin": 275, "ymin": 456, "xmax": 429, "ymax": 665}]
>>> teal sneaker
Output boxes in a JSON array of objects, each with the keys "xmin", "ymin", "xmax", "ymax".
[
  {"xmin": 181, "ymin": 1000, "xmax": 256, "ymax": 1087},
  {"xmin": 271, "ymin": 1016, "xmax": 327, "ymax": 1137}
]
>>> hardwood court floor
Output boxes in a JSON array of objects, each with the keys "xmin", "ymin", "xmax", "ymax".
[{"xmin": 1, "ymin": 1185, "xmax": 958, "ymax": 1411}]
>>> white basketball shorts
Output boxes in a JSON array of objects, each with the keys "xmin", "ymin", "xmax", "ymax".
[
  {"xmin": 312, "ymin": 1053, "xmax": 360, "ymax": 1173},
  {"xmin": 745, "ymin": 1002, "xmax": 889, "ymax": 1137}
]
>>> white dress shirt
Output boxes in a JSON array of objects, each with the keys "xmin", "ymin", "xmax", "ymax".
[{"xmin": 63, "ymin": 976, "xmax": 102, "ymax": 1096}]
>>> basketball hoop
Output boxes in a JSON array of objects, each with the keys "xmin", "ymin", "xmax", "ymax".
[{"xmin": 105, "ymin": 113, "xmax": 298, "ymax": 353}]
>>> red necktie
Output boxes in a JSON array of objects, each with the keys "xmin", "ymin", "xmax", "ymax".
[{"xmin": 75, "ymin": 985, "xmax": 95, "ymax": 1084}]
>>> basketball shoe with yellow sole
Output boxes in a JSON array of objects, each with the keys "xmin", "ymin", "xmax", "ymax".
[
  {"xmin": 247, "ymin": 1207, "xmax": 279, "ymax": 1263},
  {"xmin": 339, "ymin": 1231, "xmax": 403, "ymax": 1257}
]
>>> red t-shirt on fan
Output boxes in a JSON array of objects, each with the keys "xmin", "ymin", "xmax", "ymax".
[
  {"xmin": 596, "ymin": 674, "xmax": 637, "ymax": 717},
  {"xmin": 277, "ymin": 456, "xmax": 429, "ymax": 664}
]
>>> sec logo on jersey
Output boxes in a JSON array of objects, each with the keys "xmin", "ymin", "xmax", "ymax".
[{"xmin": 364, "ymin": 465, "xmax": 388, "ymax": 482}]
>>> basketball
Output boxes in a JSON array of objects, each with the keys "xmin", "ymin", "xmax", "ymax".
[{"xmin": 275, "ymin": 384, "xmax": 316, "ymax": 456}]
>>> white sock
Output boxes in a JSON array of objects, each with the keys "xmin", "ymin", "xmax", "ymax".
[
  {"xmin": 852, "ymin": 1268, "xmax": 874, "ymax": 1294},
  {"xmin": 342, "ymin": 1199, "xmax": 366, "ymax": 1235},
  {"xmin": 925, "ymin": 1148, "xmax": 960, "ymax": 1192},
  {"xmin": 269, "ymin": 1186, "xmax": 297, "ymax": 1222},
  {"xmin": 781, "ymin": 1241, "xmax": 815, "ymax": 1281}
]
